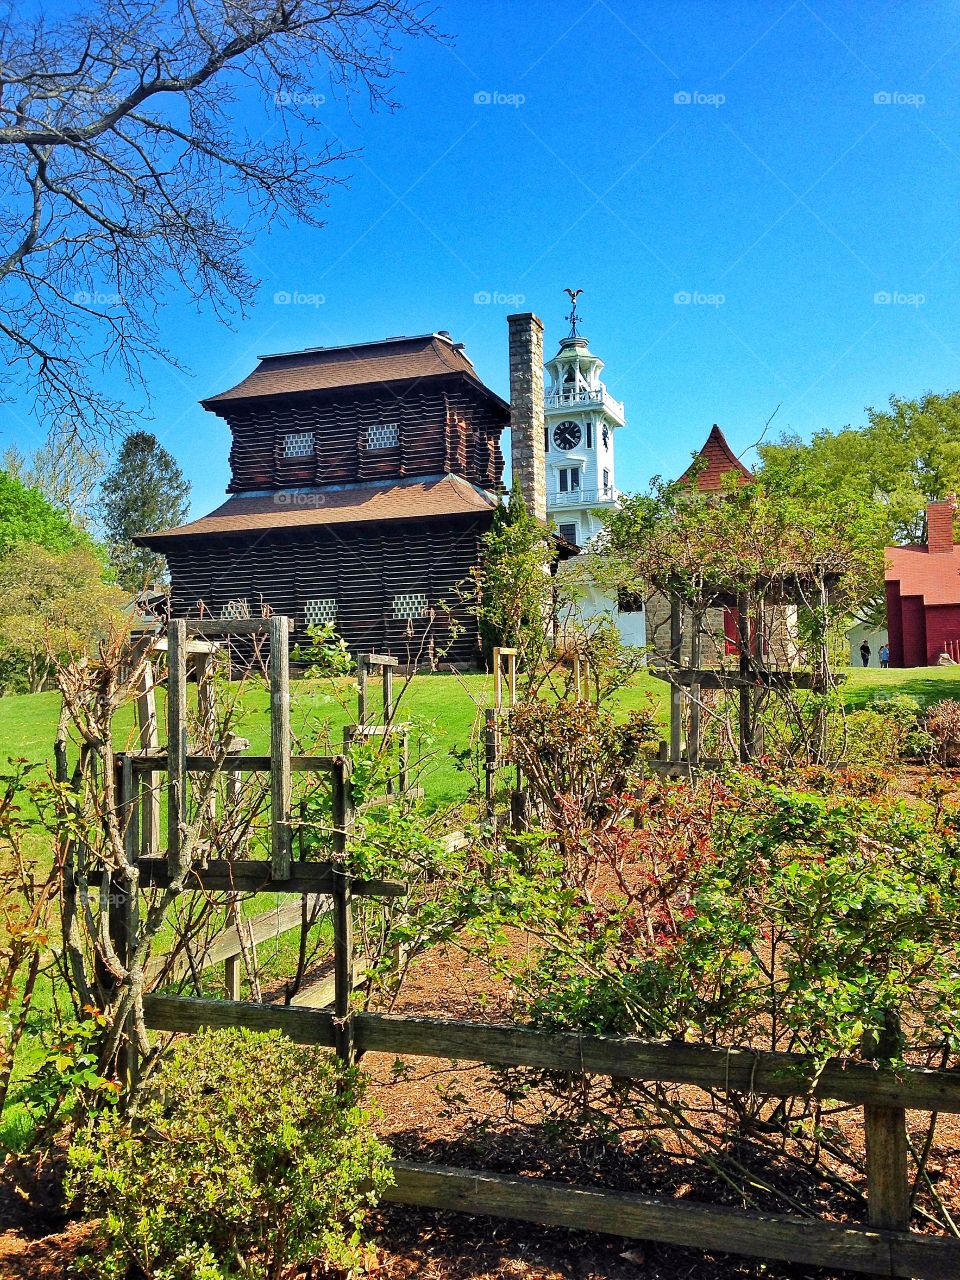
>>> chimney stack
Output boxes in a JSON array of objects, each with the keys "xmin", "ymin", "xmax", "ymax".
[
  {"xmin": 507, "ymin": 312, "xmax": 546, "ymax": 521},
  {"xmin": 927, "ymin": 497, "xmax": 957, "ymax": 554}
]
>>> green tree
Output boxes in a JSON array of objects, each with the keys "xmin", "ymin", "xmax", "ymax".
[
  {"xmin": 3, "ymin": 432, "xmax": 106, "ymax": 531},
  {"xmin": 758, "ymin": 390, "xmax": 960, "ymax": 549},
  {"xmin": 101, "ymin": 432, "xmax": 190, "ymax": 590},
  {"xmin": 469, "ymin": 483, "xmax": 556, "ymax": 666},
  {"xmin": 0, "ymin": 543, "xmax": 124, "ymax": 691},
  {"xmin": 0, "ymin": 469, "xmax": 90, "ymax": 555}
]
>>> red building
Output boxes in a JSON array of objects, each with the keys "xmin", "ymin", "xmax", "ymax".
[{"xmin": 885, "ymin": 499, "xmax": 960, "ymax": 667}]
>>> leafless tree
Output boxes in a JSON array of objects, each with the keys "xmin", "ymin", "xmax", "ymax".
[{"xmin": 0, "ymin": 0, "xmax": 434, "ymax": 440}]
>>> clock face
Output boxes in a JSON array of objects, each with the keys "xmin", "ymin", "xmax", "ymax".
[
  {"xmin": 553, "ymin": 420, "xmax": 582, "ymax": 450},
  {"xmin": 602, "ymin": 425, "xmax": 610, "ymax": 449}
]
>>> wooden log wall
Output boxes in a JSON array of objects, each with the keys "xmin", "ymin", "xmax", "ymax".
[
  {"xmin": 221, "ymin": 378, "xmax": 506, "ymax": 493},
  {"xmin": 165, "ymin": 515, "xmax": 489, "ymax": 666}
]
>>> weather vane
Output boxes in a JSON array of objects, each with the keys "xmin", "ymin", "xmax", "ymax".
[{"xmin": 563, "ymin": 287, "xmax": 583, "ymax": 336}]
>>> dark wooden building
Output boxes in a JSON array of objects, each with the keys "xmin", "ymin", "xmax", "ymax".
[{"xmin": 137, "ymin": 332, "xmax": 510, "ymax": 665}]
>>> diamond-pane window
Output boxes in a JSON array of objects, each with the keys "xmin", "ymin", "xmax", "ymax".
[
  {"xmin": 283, "ymin": 431, "xmax": 314, "ymax": 458},
  {"xmin": 304, "ymin": 598, "xmax": 337, "ymax": 626},
  {"xmin": 393, "ymin": 592, "xmax": 428, "ymax": 621},
  {"xmin": 221, "ymin": 599, "xmax": 251, "ymax": 620},
  {"xmin": 367, "ymin": 422, "xmax": 399, "ymax": 450}
]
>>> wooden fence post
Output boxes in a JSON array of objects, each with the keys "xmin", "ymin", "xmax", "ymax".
[
  {"xmin": 669, "ymin": 594, "xmax": 683, "ymax": 763},
  {"xmin": 863, "ymin": 1011, "xmax": 910, "ymax": 1232},
  {"xmin": 167, "ymin": 620, "xmax": 188, "ymax": 877},
  {"xmin": 484, "ymin": 708, "xmax": 498, "ymax": 815},
  {"xmin": 331, "ymin": 754, "xmax": 355, "ymax": 1063},
  {"xmin": 269, "ymin": 616, "xmax": 292, "ymax": 879},
  {"xmin": 114, "ymin": 754, "xmax": 140, "ymax": 1093}
]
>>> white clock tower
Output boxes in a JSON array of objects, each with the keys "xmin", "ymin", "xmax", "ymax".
[
  {"xmin": 544, "ymin": 291, "xmax": 625, "ymax": 548},
  {"xmin": 545, "ymin": 292, "xmax": 645, "ymax": 650}
]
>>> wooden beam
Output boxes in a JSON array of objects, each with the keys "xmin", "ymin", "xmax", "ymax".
[
  {"xmin": 269, "ymin": 616, "xmax": 292, "ymax": 878},
  {"xmin": 167, "ymin": 620, "xmax": 188, "ymax": 876},
  {"xmin": 122, "ymin": 859, "xmax": 405, "ymax": 897},
  {"xmin": 139, "ymin": 1000, "xmax": 960, "ymax": 1113},
  {"xmin": 385, "ymin": 1163, "xmax": 960, "ymax": 1280},
  {"xmin": 128, "ymin": 753, "xmax": 342, "ymax": 773},
  {"xmin": 187, "ymin": 618, "xmax": 274, "ymax": 635},
  {"xmin": 144, "ymin": 994, "xmax": 337, "ymax": 1045}
]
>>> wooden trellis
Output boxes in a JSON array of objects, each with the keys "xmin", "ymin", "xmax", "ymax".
[{"xmin": 113, "ymin": 619, "xmax": 404, "ymax": 1068}]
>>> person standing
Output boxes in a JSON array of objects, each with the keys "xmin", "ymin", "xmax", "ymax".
[
  {"xmin": 860, "ymin": 640, "xmax": 871, "ymax": 667},
  {"xmin": 879, "ymin": 642, "xmax": 890, "ymax": 669}
]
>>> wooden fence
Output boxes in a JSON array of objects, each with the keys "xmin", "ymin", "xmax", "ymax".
[
  {"xmin": 118, "ymin": 619, "xmax": 960, "ymax": 1278},
  {"xmin": 143, "ymin": 995, "xmax": 960, "ymax": 1279}
]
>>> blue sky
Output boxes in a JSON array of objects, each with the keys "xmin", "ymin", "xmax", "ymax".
[{"xmin": 9, "ymin": 0, "xmax": 960, "ymax": 518}]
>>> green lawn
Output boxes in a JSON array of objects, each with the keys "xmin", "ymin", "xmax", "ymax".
[
  {"xmin": 4, "ymin": 665, "xmax": 960, "ymax": 811},
  {"xmin": 0, "ymin": 669, "xmax": 671, "ymax": 813},
  {"xmin": 842, "ymin": 664, "xmax": 960, "ymax": 709}
]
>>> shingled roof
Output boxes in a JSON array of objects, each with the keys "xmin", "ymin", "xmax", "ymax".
[
  {"xmin": 678, "ymin": 424, "xmax": 754, "ymax": 491},
  {"xmin": 135, "ymin": 475, "xmax": 498, "ymax": 546},
  {"xmin": 202, "ymin": 333, "xmax": 506, "ymax": 408}
]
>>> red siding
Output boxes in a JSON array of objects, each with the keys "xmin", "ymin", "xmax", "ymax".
[
  {"xmin": 923, "ymin": 605, "xmax": 960, "ymax": 665},
  {"xmin": 900, "ymin": 596, "xmax": 927, "ymax": 668},
  {"xmin": 886, "ymin": 579, "xmax": 904, "ymax": 667}
]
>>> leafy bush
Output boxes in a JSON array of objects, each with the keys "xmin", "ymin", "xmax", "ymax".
[
  {"xmin": 67, "ymin": 1029, "xmax": 392, "ymax": 1280},
  {"xmin": 921, "ymin": 698, "xmax": 960, "ymax": 765}
]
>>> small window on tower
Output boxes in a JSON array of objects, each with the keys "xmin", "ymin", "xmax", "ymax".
[
  {"xmin": 544, "ymin": 428, "xmax": 550, "ymax": 452},
  {"xmin": 393, "ymin": 592, "xmax": 428, "ymax": 620},
  {"xmin": 603, "ymin": 468, "xmax": 610, "ymax": 493},
  {"xmin": 586, "ymin": 421, "xmax": 593, "ymax": 449},
  {"xmin": 283, "ymin": 432, "xmax": 314, "ymax": 458},
  {"xmin": 558, "ymin": 522, "xmax": 578, "ymax": 545},
  {"xmin": 367, "ymin": 423, "xmax": 400, "ymax": 450},
  {"xmin": 558, "ymin": 467, "xmax": 581, "ymax": 494}
]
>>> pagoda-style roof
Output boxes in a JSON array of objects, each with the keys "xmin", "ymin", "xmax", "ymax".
[
  {"xmin": 135, "ymin": 475, "xmax": 498, "ymax": 546},
  {"xmin": 678, "ymin": 424, "xmax": 753, "ymax": 492},
  {"xmin": 202, "ymin": 333, "xmax": 507, "ymax": 409}
]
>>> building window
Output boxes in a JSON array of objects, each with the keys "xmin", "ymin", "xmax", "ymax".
[
  {"xmin": 367, "ymin": 422, "xmax": 400, "ymax": 450},
  {"xmin": 603, "ymin": 468, "xmax": 610, "ymax": 493},
  {"xmin": 558, "ymin": 522, "xmax": 578, "ymax": 545},
  {"xmin": 304, "ymin": 598, "xmax": 337, "ymax": 627},
  {"xmin": 221, "ymin": 599, "xmax": 251, "ymax": 620},
  {"xmin": 393, "ymin": 591, "xmax": 428, "ymax": 620},
  {"xmin": 618, "ymin": 589, "xmax": 644, "ymax": 613},
  {"xmin": 558, "ymin": 467, "xmax": 580, "ymax": 494},
  {"xmin": 544, "ymin": 427, "xmax": 549, "ymax": 452},
  {"xmin": 586, "ymin": 421, "xmax": 593, "ymax": 449},
  {"xmin": 283, "ymin": 432, "xmax": 314, "ymax": 458}
]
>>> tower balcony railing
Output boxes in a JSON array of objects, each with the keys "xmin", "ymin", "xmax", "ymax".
[
  {"xmin": 545, "ymin": 384, "xmax": 625, "ymax": 420},
  {"xmin": 550, "ymin": 486, "xmax": 619, "ymax": 507}
]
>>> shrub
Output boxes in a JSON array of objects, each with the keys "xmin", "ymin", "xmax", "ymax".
[
  {"xmin": 921, "ymin": 698, "xmax": 960, "ymax": 765},
  {"xmin": 66, "ymin": 1028, "xmax": 393, "ymax": 1280}
]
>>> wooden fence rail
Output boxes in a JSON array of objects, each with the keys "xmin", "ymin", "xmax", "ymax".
[{"xmin": 142, "ymin": 995, "xmax": 960, "ymax": 1278}]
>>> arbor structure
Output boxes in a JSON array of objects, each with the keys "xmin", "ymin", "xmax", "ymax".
[
  {"xmin": 102, "ymin": 432, "xmax": 190, "ymax": 589},
  {"xmin": 602, "ymin": 472, "xmax": 877, "ymax": 765}
]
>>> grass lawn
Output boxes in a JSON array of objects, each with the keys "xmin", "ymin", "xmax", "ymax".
[{"xmin": 4, "ymin": 665, "xmax": 960, "ymax": 811}]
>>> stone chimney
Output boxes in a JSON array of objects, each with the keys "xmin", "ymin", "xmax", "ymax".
[
  {"xmin": 507, "ymin": 312, "xmax": 546, "ymax": 521},
  {"xmin": 927, "ymin": 497, "xmax": 957, "ymax": 554}
]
